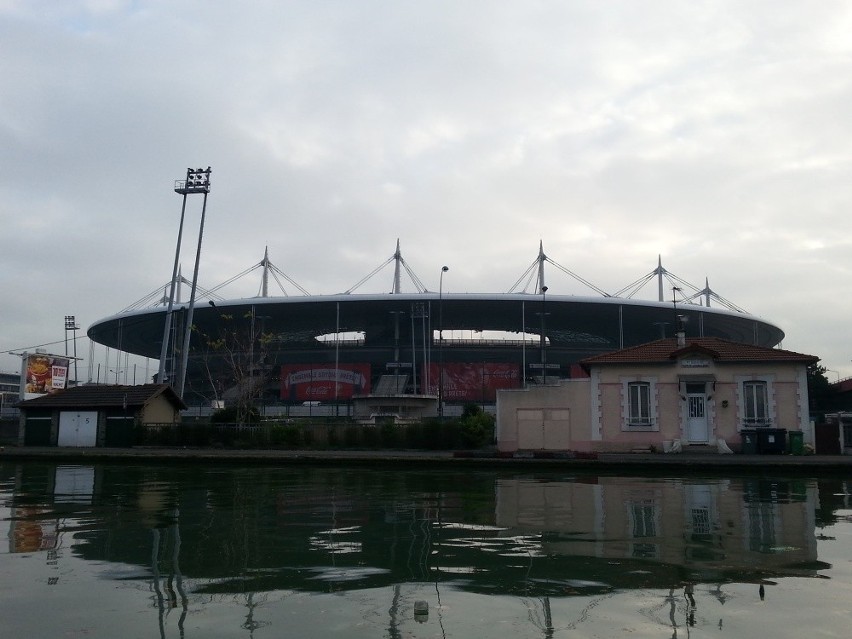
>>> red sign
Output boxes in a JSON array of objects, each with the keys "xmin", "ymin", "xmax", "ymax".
[
  {"xmin": 423, "ymin": 362, "xmax": 520, "ymax": 402},
  {"xmin": 280, "ymin": 364, "xmax": 371, "ymax": 401}
]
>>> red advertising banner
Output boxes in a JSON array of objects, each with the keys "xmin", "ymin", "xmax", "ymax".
[
  {"xmin": 423, "ymin": 362, "xmax": 520, "ymax": 402},
  {"xmin": 280, "ymin": 364, "xmax": 371, "ymax": 401}
]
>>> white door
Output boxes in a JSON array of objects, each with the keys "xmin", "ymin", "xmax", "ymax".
[
  {"xmin": 517, "ymin": 409, "xmax": 571, "ymax": 450},
  {"xmin": 57, "ymin": 411, "xmax": 98, "ymax": 447},
  {"xmin": 686, "ymin": 394, "xmax": 709, "ymax": 443},
  {"xmin": 517, "ymin": 409, "xmax": 544, "ymax": 449}
]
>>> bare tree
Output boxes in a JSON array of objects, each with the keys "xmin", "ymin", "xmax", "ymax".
[{"xmin": 195, "ymin": 309, "xmax": 276, "ymax": 424}]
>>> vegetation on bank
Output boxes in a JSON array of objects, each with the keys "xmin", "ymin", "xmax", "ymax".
[{"xmin": 135, "ymin": 403, "xmax": 496, "ymax": 450}]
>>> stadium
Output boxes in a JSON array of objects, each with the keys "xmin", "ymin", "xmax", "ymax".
[{"xmin": 86, "ymin": 243, "xmax": 785, "ymax": 414}]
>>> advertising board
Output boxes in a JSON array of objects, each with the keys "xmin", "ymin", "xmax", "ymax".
[
  {"xmin": 423, "ymin": 362, "xmax": 520, "ymax": 402},
  {"xmin": 280, "ymin": 363, "xmax": 371, "ymax": 402},
  {"xmin": 21, "ymin": 353, "xmax": 70, "ymax": 400}
]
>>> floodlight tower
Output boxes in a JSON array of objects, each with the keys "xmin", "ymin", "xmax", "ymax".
[
  {"xmin": 64, "ymin": 315, "xmax": 79, "ymax": 385},
  {"xmin": 158, "ymin": 167, "xmax": 211, "ymax": 399}
]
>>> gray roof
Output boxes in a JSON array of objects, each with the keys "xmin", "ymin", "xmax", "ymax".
[
  {"xmin": 17, "ymin": 383, "xmax": 187, "ymax": 410},
  {"xmin": 88, "ymin": 293, "xmax": 786, "ymax": 359}
]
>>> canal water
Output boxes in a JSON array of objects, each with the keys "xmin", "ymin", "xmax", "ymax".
[{"xmin": 1, "ymin": 462, "xmax": 851, "ymax": 638}]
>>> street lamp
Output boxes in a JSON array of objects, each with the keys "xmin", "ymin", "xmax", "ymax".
[
  {"xmin": 672, "ymin": 286, "xmax": 682, "ymax": 321},
  {"xmin": 438, "ymin": 266, "xmax": 449, "ymax": 417},
  {"xmin": 540, "ymin": 286, "xmax": 548, "ymax": 383}
]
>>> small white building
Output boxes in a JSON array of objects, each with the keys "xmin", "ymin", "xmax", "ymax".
[
  {"xmin": 17, "ymin": 384, "xmax": 185, "ymax": 447},
  {"xmin": 497, "ymin": 337, "xmax": 817, "ymax": 454}
]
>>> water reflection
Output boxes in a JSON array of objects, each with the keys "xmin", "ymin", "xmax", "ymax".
[
  {"xmin": 0, "ymin": 463, "xmax": 847, "ymax": 637},
  {"xmin": 495, "ymin": 476, "xmax": 820, "ymax": 586},
  {"xmin": 494, "ymin": 475, "xmax": 827, "ymax": 637}
]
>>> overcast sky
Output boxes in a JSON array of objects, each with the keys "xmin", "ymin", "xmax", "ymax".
[{"xmin": 2, "ymin": 1, "xmax": 851, "ymax": 382}]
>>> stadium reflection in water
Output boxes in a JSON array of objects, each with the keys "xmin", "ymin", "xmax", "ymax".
[{"xmin": 2, "ymin": 463, "xmax": 851, "ymax": 638}]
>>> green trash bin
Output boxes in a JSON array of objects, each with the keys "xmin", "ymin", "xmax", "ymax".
[
  {"xmin": 788, "ymin": 430, "xmax": 804, "ymax": 455},
  {"xmin": 741, "ymin": 429, "xmax": 758, "ymax": 454}
]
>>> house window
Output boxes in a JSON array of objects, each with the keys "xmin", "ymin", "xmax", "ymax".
[
  {"xmin": 743, "ymin": 381, "xmax": 769, "ymax": 425},
  {"xmin": 628, "ymin": 382, "xmax": 652, "ymax": 426}
]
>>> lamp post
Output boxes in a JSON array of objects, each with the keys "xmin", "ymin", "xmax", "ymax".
[
  {"xmin": 438, "ymin": 266, "xmax": 449, "ymax": 417},
  {"xmin": 672, "ymin": 286, "xmax": 682, "ymax": 322},
  {"xmin": 540, "ymin": 286, "xmax": 548, "ymax": 383}
]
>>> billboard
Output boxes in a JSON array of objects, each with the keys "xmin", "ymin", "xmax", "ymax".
[
  {"xmin": 280, "ymin": 364, "xmax": 371, "ymax": 402},
  {"xmin": 423, "ymin": 362, "xmax": 520, "ymax": 402},
  {"xmin": 21, "ymin": 353, "xmax": 70, "ymax": 400}
]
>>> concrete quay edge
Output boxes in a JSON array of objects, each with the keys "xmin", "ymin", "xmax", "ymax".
[{"xmin": 2, "ymin": 446, "xmax": 852, "ymax": 473}]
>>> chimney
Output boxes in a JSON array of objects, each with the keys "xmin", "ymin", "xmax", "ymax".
[{"xmin": 676, "ymin": 314, "xmax": 686, "ymax": 347}]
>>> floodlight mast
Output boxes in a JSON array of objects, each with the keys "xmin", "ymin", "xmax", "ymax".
[
  {"xmin": 64, "ymin": 315, "xmax": 79, "ymax": 385},
  {"xmin": 158, "ymin": 167, "xmax": 211, "ymax": 399}
]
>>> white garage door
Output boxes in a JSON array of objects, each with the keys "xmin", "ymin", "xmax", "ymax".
[
  {"xmin": 517, "ymin": 408, "xmax": 571, "ymax": 450},
  {"xmin": 57, "ymin": 411, "xmax": 98, "ymax": 447}
]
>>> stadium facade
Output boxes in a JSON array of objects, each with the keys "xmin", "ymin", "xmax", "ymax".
[{"xmin": 87, "ymin": 245, "xmax": 785, "ymax": 411}]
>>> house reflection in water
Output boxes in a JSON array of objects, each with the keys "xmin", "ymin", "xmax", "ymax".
[
  {"xmin": 495, "ymin": 476, "xmax": 819, "ymax": 581},
  {"xmin": 2, "ymin": 463, "xmax": 846, "ymax": 638}
]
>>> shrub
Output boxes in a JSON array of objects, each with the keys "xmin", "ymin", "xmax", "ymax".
[
  {"xmin": 459, "ymin": 413, "xmax": 494, "ymax": 448},
  {"xmin": 344, "ymin": 426, "xmax": 360, "ymax": 447},
  {"xmin": 210, "ymin": 405, "xmax": 260, "ymax": 424},
  {"xmin": 380, "ymin": 422, "xmax": 399, "ymax": 448},
  {"xmin": 270, "ymin": 424, "xmax": 301, "ymax": 447},
  {"xmin": 404, "ymin": 423, "xmax": 426, "ymax": 449},
  {"xmin": 417, "ymin": 419, "xmax": 457, "ymax": 450},
  {"xmin": 457, "ymin": 405, "xmax": 495, "ymax": 448},
  {"xmin": 362, "ymin": 426, "xmax": 380, "ymax": 447},
  {"xmin": 281, "ymin": 425, "xmax": 302, "ymax": 447},
  {"xmin": 327, "ymin": 427, "xmax": 339, "ymax": 448}
]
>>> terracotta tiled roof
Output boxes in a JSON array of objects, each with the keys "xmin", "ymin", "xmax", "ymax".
[
  {"xmin": 17, "ymin": 383, "xmax": 186, "ymax": 410},
  {"xmin": 580, "ymin": 337, "xmax": 818, "ymax": 366}
]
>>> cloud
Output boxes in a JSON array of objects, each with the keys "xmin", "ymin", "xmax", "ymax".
[{"xmin": 2, "ymin": 0, "xmax": 852, "ymax": 379}]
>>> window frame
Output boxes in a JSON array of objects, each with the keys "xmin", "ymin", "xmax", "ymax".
[
  {"xmin": 622, "ymin": 378, "xmax": 658, "ymax": 431},
  {"xmin": 629, "ymin": 382, "xmax": 651, "ymax": 425},
  {"xmin": 742, "ymin": 380, "xmax": 769, "ymax": 426}
]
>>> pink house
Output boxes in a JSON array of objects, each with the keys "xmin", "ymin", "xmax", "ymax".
[{"xmin": 496, "ymin": 336, "xmax": 817, "ymax": 454}]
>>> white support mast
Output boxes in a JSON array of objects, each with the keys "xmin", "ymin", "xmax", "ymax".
[
  {"xmin": 261, "ymin": 246, "xmax": 270, "ymax": 298},
  {"xmin": 392, "ymin": 238, "xmax": 402, "ymax": 294}
]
